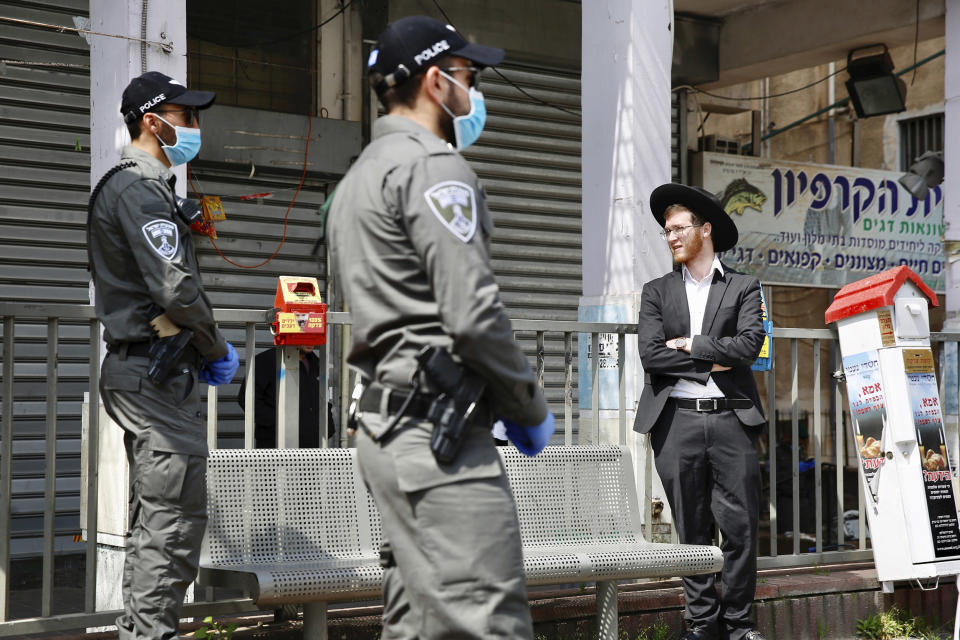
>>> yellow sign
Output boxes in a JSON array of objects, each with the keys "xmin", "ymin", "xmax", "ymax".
[
  {"xmin": 902, "ymin": 348, "xmax": 935, "ymax": 374},
  {"xmin": 877, "ymin": 309, "xmax": 896, "ymax": 347}
]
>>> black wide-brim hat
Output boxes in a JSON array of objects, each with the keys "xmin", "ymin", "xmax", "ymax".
[{"xmin": 649, "ymin": 183, "xmax": 738, "ymax": 253}]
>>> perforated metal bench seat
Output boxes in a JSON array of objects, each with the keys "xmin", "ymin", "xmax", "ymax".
[{"xmin": 198, "ymin": 445, "xmax": 722, "ymax": 636}]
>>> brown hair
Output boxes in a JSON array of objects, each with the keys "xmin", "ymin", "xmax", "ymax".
[{"xmin": 663, "ymin": 204, "xmax": 704, "ymax": 226}]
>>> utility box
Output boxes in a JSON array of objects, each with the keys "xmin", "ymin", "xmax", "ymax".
[
  {"xmin": 825, "ymin": 266, "xmax": 960, "ymax": 584},
  {"xmin": 271, "ymin": 276, "xmax": 327, "ymax": 346}
]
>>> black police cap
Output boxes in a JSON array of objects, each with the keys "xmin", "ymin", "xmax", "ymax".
[
  {"xmin": 120, "ymin": 71, "xmax": 216, "ymax": 123},
  {"xmin": 368, "ymin": 15, "xmax": 504, "ymax": 95}
]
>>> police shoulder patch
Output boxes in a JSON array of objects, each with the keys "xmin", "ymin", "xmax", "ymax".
[
  {"xmin": 141, "ymin": 219, "xmax": 179, "ymax": 260},
  {"xmin": 423, "ymin": 180, "xmax": 477, "ymax": 243}
]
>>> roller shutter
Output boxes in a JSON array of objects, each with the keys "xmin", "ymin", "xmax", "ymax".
[
  {"xmin": 464, "ymin": 62, "xmax": 582, "ymax": 423},
  {"xmin": 467, "ymin": 62, "xmax": 582, "ymax": 322},
  {"xmin": 0, "ymin": 0, "xmax": 91, "ymax": 558}
]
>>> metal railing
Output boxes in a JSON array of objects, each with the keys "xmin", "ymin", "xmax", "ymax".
[{"xmin": 2, "ymin": 302, "xmax": 953, "ymax": 634}]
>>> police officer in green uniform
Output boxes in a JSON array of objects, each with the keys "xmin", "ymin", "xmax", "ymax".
[
  {"xmin": 87, "ymin": 71, "xmax": 239, "ymax": 640},
  {"xmin": 328, "ymin": 16, "xmax": 555, "ymax": 639}
]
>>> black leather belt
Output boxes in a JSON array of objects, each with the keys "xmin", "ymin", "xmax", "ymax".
[
  {"xmin": 107, "ymin": 341, "xmax": 151, "ymax": 358},
  {"xmin": 671, "ymin": 397, "xmax": 753, "ymax": 412},
  {"xmin": 358, "ymin": 385, "xmax": 436, "ymax": 419}
]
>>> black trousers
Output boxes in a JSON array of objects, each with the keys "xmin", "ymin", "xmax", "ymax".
[{"xmin": 650, "ymin": 401, "xmax": 760, "ymax": 640}]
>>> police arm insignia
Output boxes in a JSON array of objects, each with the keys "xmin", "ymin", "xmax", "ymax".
[
  {"xmin": 423, "ymin": 180, "xmax": 477, "ymax": 243},
  {"xmin": 141, "ymin": 219, "xmax": 179, "ymax": 260}
]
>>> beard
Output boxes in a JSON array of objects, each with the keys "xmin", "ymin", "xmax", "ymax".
[{"xmin": 439, "ymin": 110, "xmax": 456, "ymax": 146}]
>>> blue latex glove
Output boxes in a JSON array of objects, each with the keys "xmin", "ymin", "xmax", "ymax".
[
  {"xmin": 503, "ymin": 413, "xmax": 556, "ymax": 457},
  {"xmin": 798, "ymin": 459, "xmax": 815, "ymax": 473},
  {"xmin": 199, "ymin": 342, "xmax": 239, "ymax": 386}
]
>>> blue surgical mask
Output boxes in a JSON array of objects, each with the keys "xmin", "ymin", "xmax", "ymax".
[
  {"xmin": 439, "ymin": 70, "xmax": 486, "ymax": 151},
  {"xmin": 153, "ymin": 114, "xmax": 202, "ymax": 166}
]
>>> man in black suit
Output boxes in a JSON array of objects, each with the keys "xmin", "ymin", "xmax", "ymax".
[{"xmin": 635, "ymin": 184, "xmax": 766, "ymax": 640}]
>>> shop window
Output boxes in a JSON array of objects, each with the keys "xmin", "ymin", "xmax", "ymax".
[
  {"xmin": 899, "ymin": 112, "xmax": 943, "ymax": 171},
  {"xmin": 186, "ymin": 0, "xmax": 315, "ymax": 114}
]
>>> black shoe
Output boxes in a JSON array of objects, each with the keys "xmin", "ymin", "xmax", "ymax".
[
  {"xmin": 741, "ymin": 631, "xmax": 768, "ymax": 640},
  {"xmin": 680, "ymin": 625, "xmax": 719, "ymax": 640}
]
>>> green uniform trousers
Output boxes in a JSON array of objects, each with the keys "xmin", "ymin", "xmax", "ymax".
[
  {"xmin": 356, "ymin": 414, "xmax": 533, "ymax": 639},
  {"xmin": 101, "ymin": 352, "xmax": 207, "ymax": 640}
]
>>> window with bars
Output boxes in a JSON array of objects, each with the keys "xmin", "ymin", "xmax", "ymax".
[
  {"xmin": 899, "ymin": 112, "xmax": 943, "ymax": 171},
  {"xmin": 186, "ymin": 0, "xmax": 316, "ymax": 115}
]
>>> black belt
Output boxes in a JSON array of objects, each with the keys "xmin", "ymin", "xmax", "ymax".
[
  {"xmin": 358, "ymin": 385, "xmax": 436, "ymax": 419},
  {"xmin": 671, "ymin": 397, "xmax": 753, "ymax": 412},
  {"xmin": 107, "ymin": 341, "xmax": 151, "ymax": 358}
]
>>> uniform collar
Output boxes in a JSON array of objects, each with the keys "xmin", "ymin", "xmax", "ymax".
[
  {"xmin": 681, "ymin": 255, "xmax": 724, "ymax": 285},
  {"xmin": 373, "ymin": 114, "xmax": 452, "ymax": 150},
  {"xmin": 121, "ymin": 145, "xmax": 173, "ymax": 183}
]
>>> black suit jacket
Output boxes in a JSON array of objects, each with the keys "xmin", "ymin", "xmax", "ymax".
[{"xmin": 633, "ymin": 263, "xmax": 766, "ymax": 434}]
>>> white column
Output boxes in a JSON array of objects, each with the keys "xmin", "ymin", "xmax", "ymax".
[
  {"xmin": 87, "ymin": 0, "xmax": 187, "ymax": 624},
  {"xmin": 580, "ymin": 0, "xmax": 674, "ymax": 535},
  {"xmin": 944, "ymin": 0, "xmax": 960, "ymax": 318},
  {"xmin": 942, "ymin": 0, "xmax": 960, "ymax": 485},
  {"xmin": 90, "ymin": 0, "xmax": 187, "ymax": 199}
]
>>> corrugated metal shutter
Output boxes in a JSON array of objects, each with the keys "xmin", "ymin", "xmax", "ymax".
[
  {"xmin": 0, "ymin": 0, "xmax": 91, "ymax": 557},
  {"xmin": 464, "ymin": 62, "xmax": 582, "ymax": 422},
  {"xmin": 468, "ymin": 63, "xmax": 581, "ymax": 321}
]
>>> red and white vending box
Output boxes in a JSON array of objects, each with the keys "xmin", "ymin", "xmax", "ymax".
[{"xmin": 826, "ymin": 266, "xmax": 960, "ymax": 596}]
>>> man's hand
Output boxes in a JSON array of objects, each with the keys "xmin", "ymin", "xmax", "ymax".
[
  {"xmin": 711, "ymin": 363, "xmax": 731, "ymax": 372},
  {"xmin": 501, "ymin": 413, "xmax": 555, "ymax": 457},
  {"xmin": 666, "ymin": 337, "xmax": 692, "ymax": 353},
  {"xmin": 200, "ymin": 342, "xmax": 240, "ymax": 386}
]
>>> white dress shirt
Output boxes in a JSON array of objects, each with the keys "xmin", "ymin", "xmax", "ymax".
[{"xmin": 670, "ymin": 256, "xmax": 725, "ymax": 399}]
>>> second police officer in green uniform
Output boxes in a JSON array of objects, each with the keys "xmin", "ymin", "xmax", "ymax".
[
  {"xmin": 88, "ymin": 71, "xmax": 239, "ymax": 640},
  {"xmin": 328, "ymin": 15, "xmax": 555, "ymax": 639}
]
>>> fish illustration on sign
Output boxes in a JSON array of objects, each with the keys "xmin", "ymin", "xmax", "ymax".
[{"xmin": 717, "ymin": 178, "xmax": 767, "ymax": 215}]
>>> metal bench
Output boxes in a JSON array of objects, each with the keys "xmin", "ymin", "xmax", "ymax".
[{"xmin": 198, "ymin": 445, "xmax": 723, "ymax": 639}]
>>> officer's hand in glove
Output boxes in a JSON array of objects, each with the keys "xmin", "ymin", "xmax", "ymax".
[
  {"xmin": 199, "ymin": 342, "xmax": 239, "ymax": 386},
  {"xmin": 501, "ymin": 413, "xmax": 556, "ymax": 457}
]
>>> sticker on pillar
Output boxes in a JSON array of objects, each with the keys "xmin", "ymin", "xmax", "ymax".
[
  {"xmin": 903, "ymin": 348, "xmax": 960, "ymax": 557},
  {"xmin": 578, "ymin": 302, "xmax": 633, "ymax": 411},
  {"xmin": 842, "ymin": 350, "xmax": 886, "ymax": 500},
  {"xmin": 876, "ymin": 309, "xmax": 896, "ymax": 347}
]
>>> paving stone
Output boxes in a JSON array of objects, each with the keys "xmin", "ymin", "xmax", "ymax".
[
  {"xmin": 789, "ymin": 598, "xmax": 808, "ymax": 640},
  {"xmin": 772, "ymin": 598, "xmax": 792, "ymax": 640}
]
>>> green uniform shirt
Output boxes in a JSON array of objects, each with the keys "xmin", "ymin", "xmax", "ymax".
[
  {"xmin": 328, "ymin": 115, "xmax": 547, "ymax": 427},
  {"xmin": 88, "ymin": 145, "xmax": 227, "ymax": 362}
]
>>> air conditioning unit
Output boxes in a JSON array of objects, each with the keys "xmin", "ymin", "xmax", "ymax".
[{"xmin": 700, "ymin": 135, "xmax": 740, "ymax": 155}]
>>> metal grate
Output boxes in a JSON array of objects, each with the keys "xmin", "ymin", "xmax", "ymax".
[{"xmin": 899, "ymin": 112, "xmax": 944, "ymax": 171}]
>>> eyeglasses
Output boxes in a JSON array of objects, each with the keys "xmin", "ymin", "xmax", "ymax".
[
  {"xmin": 658, "ymin": 224, "xmax": 702, "ymax": 240},
  {"xmin": 154, "ymin": 107, "xmax": 200, "ymax": 125},
  {"xmin": 440, "ymin": 66, "xmax": 481, "ymax": 89}
]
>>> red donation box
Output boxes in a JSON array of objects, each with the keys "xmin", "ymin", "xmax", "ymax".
[{"xmin": 270, "ymin": 276, "xmax": 327, "ymax": 346}]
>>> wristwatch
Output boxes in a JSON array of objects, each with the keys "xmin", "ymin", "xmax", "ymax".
[{"xmin": 674, "ymin": 337, "xmax": 687, "ymax": 351}]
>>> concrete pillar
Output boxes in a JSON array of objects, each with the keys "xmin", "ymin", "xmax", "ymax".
[
  {"xmin": 942, "ymin": 0, "xmax": 960, "ymax": 480},
  {"xmin": 580, "ymin": 0, "xmax": 674, "ymax": 528},
  {"xmin": 317, "ymin": 0, "xmax": 363, "ymax": 121},
  {"xmin": 87, "ymin": 0, "xmax": 188, "ymax": 625}
]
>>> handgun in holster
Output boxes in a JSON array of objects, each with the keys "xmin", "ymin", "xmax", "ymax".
[
  {"xmin": 146, "ymin": 309, "xmax": 193, "ymax": 385},
  {"xmin": 417, "ymin": 346, "xmax": 487, "ymax": 464}
]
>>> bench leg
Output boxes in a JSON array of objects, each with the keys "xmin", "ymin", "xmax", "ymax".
[
  {"xmin": 303, "ymin": 601, "xmax": 328, "ymax": 640},
  {"xmin": 596, "ymin": 580, "xmax": 618, "ymax": 640}
]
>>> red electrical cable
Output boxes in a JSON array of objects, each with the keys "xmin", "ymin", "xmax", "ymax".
[{"xmin": 187, "ymin": 112, "xmax": 313, "ymax": 269}]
